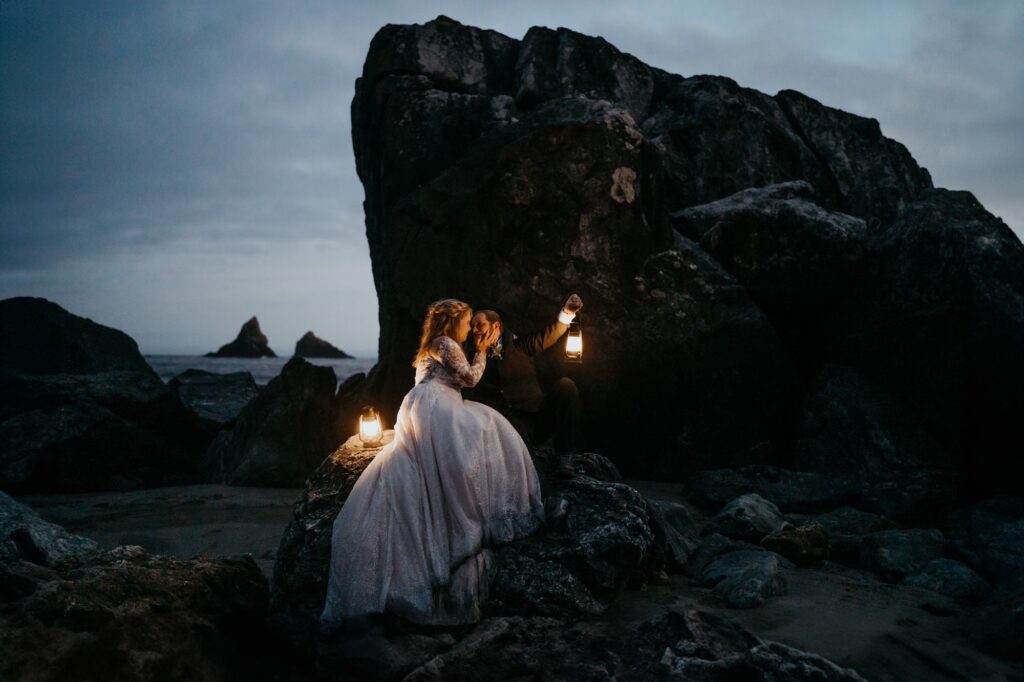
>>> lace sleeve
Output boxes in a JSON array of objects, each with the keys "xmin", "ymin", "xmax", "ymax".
[{"xmin": 429, "ymin": 336, "xmax": 486, "ymax": 387}]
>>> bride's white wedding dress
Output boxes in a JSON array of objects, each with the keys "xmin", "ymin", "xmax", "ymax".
[{"xmin": 320, "ymin": 334, "xmax": 544, "ymax": 630}]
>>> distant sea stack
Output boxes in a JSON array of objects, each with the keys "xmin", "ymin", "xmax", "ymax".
[
  {"xmin": 206, "ymin": 316, "xmax": 276, "ymax": 358},
  {"xmin": 294, "ymin": 331, "xmax": 352, "ymax": 358}
]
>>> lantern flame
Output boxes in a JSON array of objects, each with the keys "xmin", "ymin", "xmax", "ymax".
[
  {"xmin": 359, "ymin": 406, "xmax": 383, "ymax": 445},
  {"xmin": 565, "ymin": 320, "xmax": 583, "ymax": 362}
]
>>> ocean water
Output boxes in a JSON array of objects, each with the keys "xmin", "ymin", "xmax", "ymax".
[{"xmin": 144, "ymin": 354, "xmax": 377, "ymax": 388}]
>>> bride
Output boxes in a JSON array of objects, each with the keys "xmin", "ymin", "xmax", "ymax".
[{"xmin": 320, "ymin": 298, "xmax": 545, "ymax": 630}]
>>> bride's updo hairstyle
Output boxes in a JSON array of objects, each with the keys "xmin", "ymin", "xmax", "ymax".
[{"xmin": 411, "ymin": 298, "xmax": 472, "ymax": 367}]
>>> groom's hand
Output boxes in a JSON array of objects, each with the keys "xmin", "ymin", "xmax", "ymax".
[{"xmin": 563, "ymin": 293, "xmax": 583, "ymax": 315}]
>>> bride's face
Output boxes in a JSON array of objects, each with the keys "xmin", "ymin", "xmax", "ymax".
[{"xmin": 454, "ymin": 311, "xmax": 472, "ymax": 343}]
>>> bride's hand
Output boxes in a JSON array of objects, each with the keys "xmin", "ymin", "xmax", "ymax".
[{"xmin": 475, "ymin": 326, "xmax": 500, "ymax": 353}]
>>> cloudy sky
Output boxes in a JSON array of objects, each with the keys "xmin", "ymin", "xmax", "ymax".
[{"xmin": 2, "ymin": 1, "xmax": 1021, "ymax": 355}]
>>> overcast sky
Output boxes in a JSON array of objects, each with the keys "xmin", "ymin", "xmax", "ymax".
[{"xmin": 2, "ymin": 1, "xmax": 1021, "ymax": 355}]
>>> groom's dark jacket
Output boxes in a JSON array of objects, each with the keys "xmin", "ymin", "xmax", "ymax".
[{"xmin": 465, "ymin": 318, "xmax": 569, "ymax": 414}]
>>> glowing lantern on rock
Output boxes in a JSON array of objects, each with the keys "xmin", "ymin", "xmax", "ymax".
[
  {"xmin": 359, "ymin": 406, "xmax": 383, "ymax": 446},
  {"xmin": 565, "ymin": 319, "xmax": 583, "ymax": 363}
]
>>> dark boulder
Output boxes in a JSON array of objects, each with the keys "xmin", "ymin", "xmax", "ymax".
[
  {"xmin": 796, "ymin": 506, "xmax": 896, "ymax": 565},
  {"xmin": 200, "ymin": 357, "xmax": 343, "ymax": 487},
  {"xmin": 0, "ymin": 298, "xmax": 206, "ymax": 494},
  {"xmin": 168, "ymin": 369, "xmax": 259, "ymax": 432},
  {"xmin": 672, "ymin": 182, "xmax": 868, "ymax": 375},
  {"xmin": 827, "ymin": 189, "xmax": 1024, "ymax": 497},
  {"xmin": 270, "ymin": 433, "xmax": 663, "ymax": 656},
  {"xmin": 964, "ymin": 577, "xmax": 1024, "ymax": 662},
  {"xmin": 947, "ymin": 496, "xmax": 1024, "ymax": 583},
  {"xmin": 687, "ymin": 463, "xmax": 951, "ymax": 522},
  {"xmin": 902, "ymin": 558, "xmax": 989, "ymax": 605},
  {"xmin": 487, "ymin": 467, "xmax": 659, "ymax": 615},
  {"xmin": 647, "ymin": 500, "xmax": 700, "ymax": 572},
  {"xmin": 294, "ymin": 331, "xmax": 352, "ymax": 359},
  {"xmin": 0, "ymin": 296, "xmax": 155, "ymax": 377},
  {"xmin": 774, "ymin": 88, "xmax": 933, "ymax": 226},
  {"xmin": 642, "ymin": 73, "xmax": 839, "ymax": 213},
  {"xmin": 796, "ymin": 364, "xmax": 952, "ymax": 478},
  {"xmin": 205, "ymin": 316, "xmax": 276, "ymax": 358},
  {"xmin": 1, "ymin": 491, "xmax": 98, "ymax": 575},
  {"xmin": 702, "ymin": 493, "xmax": 784, "ymax": 543},
  {"xmin": 793, "ymin": 364, "xmax": 958, "ymax": 521},
  {"xmin": 689, "ymin": 533, "xmax": 771, "ymax": 576},
  {"xmin": 687, "ymin": 465, "xmax": 860, "ymax": 513},
  {"xmin": 0, "ymin": 543, "xmax": 269, "ymax": 682},
  {"xmin": 697, "ymin": 549, "xmax": 789, "ymax": 609},
  {"xmin": 396, "ymin": 607, "xmax": 869, "ymax": 682},
  {"xmin": 761, "ymin": 522, "xmax": 829, "ymax": 566},
  {"xmin": 859, "ymin": 528, "xmax": 946, "ymax": 581}
]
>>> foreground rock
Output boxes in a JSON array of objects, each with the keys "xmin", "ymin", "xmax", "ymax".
[
  {"xmin": 859, "ymin": 528, "xmax": 946, "ymax": 581},
  {"xmin": 399, "ymin": 608, "xmax": 869, "ymax": 681},
  {"xmin": 702, "ymin": 493, "xmax": 784, "ymax": 543},
  {"xmin": 270, "ymin": 434, "xmax": 664, "ymax": 658},
  {"xmin": 1, "ymin": 492, "xmax": 98, "ymax": 583},
  {"xmin": 761, "ymin": 522, "xmax": 829, "ymax": 566},
  {"xmin": 964, "ymin": 577, "xmax": 1024, "ymax": 662},
  {"xmin": 687, "ymin": 464, "xmax": 950, "ymax": 521},
  {"xmin": 0, "ymin": 544, "xmax": 269, "ymax": 682},
  {"xmin": 294, "ymin": 331, "xmax": 352, "ymax": 358},
  {"xmin": 168, "ymin": 368, "xmax": 259, "ymax": 433},
  {"xmin": 0, "ymin": 297, "xmax": 206, "ymax": 494},
  {"xmin": 698, "ymin": 550, "xmax": 789, "ymax": 609},
  {"xmin": 0, "ymin": 493, "xmax": 270, "ymax": 681},
  {"xmin": 201, "ymin": 357, "xmax": 343, "ymax": 487},
  {"xmin": 205, "ymin": 315, "xmax": 276, "ymax": 358},
  {"xmin": 902, "ymin": 558, "xmax": 989, "ymax": 604},
  {"xmin": 947, "ymin": 495, "xmax": 1024, "ymax": 583}
]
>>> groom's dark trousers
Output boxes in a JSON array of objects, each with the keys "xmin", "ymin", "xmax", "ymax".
[{"xmin": 464, "ymin": 320, "xmax": 583, "ymax": 453}]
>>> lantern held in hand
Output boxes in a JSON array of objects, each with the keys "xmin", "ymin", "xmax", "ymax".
[
  {"xmin": 564, "ymin": 319, "xmax": 583, "ymax": 363},
  {"xmin": 359, "ymin": 406, "xmax": 383, "ymax": 446}
]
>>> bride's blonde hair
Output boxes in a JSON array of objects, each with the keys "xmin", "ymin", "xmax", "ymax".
[{"xmin": 411, "ymin": 298, "xmax": 472, "ymax": 367}]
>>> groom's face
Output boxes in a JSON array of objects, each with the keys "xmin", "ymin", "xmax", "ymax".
[{"xmin": 471, "ymin": 313, "xmax": 499, "ymax": 344}]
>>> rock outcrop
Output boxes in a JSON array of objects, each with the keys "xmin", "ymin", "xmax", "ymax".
[
  {"xmin": 0, "ymin": 493, "xmax": 271, "ymax": 682},
  {"xmin": 205, "ymin": 316, "xmax": 276, "ymax": 358},
  {"xmin": 294, "ymin": 331, "xmax": 352, "ymax": 358},
  {"xmin": 0, "ymin": 297, "xmax": 207, "ymax": 494},
  {"xmin": 167, "ymin": 369, "xmax": 259, "ymax": 434},
  {"xmin": 270, "ymin": 434, "xmax": 664, "ymax": 658},
  {"xmin": 200, "ymin": 357, "xmax": 344, "ymax": 487},
  {"xmin": 342, "ymin": 15, "xmax": 1022, "ymax": 497}
]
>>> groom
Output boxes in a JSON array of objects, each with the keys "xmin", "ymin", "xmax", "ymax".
[{"xmin": 465, "ymin": 294, "xmax": 584, "ymax": 476}]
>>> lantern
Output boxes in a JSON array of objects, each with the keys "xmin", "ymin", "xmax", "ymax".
[
  {"xmin": 564, "ymin": 319, "xmax": 583, "ymax": 363},
  {"xmin": 358, "ymin": 406, "xmax": 383, "ymax": 445}
]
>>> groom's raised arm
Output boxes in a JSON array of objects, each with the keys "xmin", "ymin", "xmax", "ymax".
[{"xmin": 518, "ymin": 294, "xmax": 582, "ymax": 357}]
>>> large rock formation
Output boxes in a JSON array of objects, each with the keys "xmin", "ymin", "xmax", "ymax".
[
  {"xmin": 205, "ymin": 316, "xmax": 276, "ymax": 358},
  {"xmin": 294, "ymin": 331, "xmax": 352, "ymax": 358},
  {"xmin": 344, "ymin": 15, "xmax": 1023, "ymax": 495},
  {"xmin": 200, "ymin": 357, "xmax": 344, "ymax": 487},
  {"xmin": 0, "ymin": 297, "xmax": 208, "ymax": 494}
]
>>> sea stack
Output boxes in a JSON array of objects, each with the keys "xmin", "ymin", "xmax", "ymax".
[
  {"xmin": 206, "ymin": 316, "xmax": 276, "ymax": 358},
  {"xmin": 294, "ymin": 331, "xmax": 352, "ymax": 358}
]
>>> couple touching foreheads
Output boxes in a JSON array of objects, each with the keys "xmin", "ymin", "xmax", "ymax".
[{"xmin": 321, "ymin": 294, "xmax": 585, "ymax": 630}]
